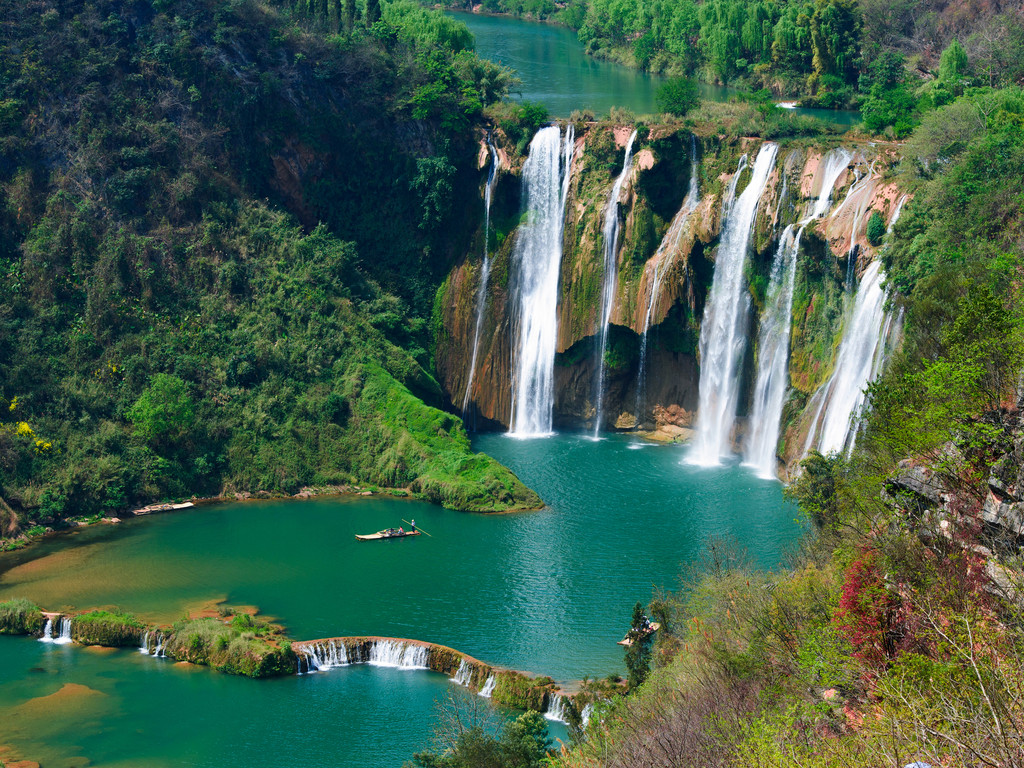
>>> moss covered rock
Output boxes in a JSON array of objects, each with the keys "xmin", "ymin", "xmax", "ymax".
[{"xmin": 71, "ymin": 610, "xmax": 145, "ymax": 647}]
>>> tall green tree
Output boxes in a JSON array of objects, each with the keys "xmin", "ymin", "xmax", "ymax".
[
  {"xmin": 366, "ymin": 0, "xmax": 380, "ymax": 25},
  {"xmin": 624, "ymin": 601, "xmax": 652, "ymax": 688}
]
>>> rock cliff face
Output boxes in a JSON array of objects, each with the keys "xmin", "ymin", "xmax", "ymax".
[{"xmin": 435, "ymin": 123, "xmax": 908, "ymax": 473}]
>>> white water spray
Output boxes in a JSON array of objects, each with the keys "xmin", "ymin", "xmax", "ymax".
[
  {"xmin": 303, "ymin": 640, "xmax": 349, "ymax": 672},
  {"xmin": 593, "ymin": 130, "xmax": 638, "ymax": 435},
  {"xmin": 743, "ymin": 148, "xmax": 853, "ymax": 476},
  {"xmin": 451, "ymin": 659, "xmax": 472, "ymax": 686},
  {"xmin": 544, "ymin": 693, "xmax": 569, "ymax": 723},
  {"xmin": 462, "ymin": 137, "xmax": 502, "ymax": 418},
  {"xmin": 690, "ymin": 143, "xmax": 778, "ymax": 465},
  {"xmin": 53, "ymin": 617, "xmax": 72, "ymax": 645},
  {"xmin": 743, "ymin": 226, "xmax": 802, "ymax": 477},
  {"xmin": 805, "ymin": 260, "xmax": 892, "ymax": 456},
  {"xmin": 479, "ymin": 675, "xmax": 497, "ymax": 697},
  {"xmin": 368, "ymin": 640, "xmax": 429, "ymax": 670},
  {"xmin": 38, "ymin": 616, "xmax": 53, "ymax": 643},
  {"xmin": 509, "ymin": 125, "xmax": 575, "ymax": 436}
]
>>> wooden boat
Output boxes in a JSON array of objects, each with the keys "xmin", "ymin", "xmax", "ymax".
[
  {"xmin": 617, "ymin": 622, "xmax": 661, "ymax": 647},
  {"xmin": 355, "ymin": 528, "xmax": 422, "ymax": 541}
]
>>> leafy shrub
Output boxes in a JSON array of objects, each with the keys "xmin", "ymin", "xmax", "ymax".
[
  {"xmin": 866, "ymin": 210, "xmax": 886, "ymax": 246},
  {"xmin": 656, "ymin": 77, "xmax": 701, "ymax": 117}
]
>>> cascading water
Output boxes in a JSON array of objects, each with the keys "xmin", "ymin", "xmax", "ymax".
[
  {"xmin": 139, "ymin": 630, "xmax": 150, "ymax": 654},
  {"xmin": 302, "ymin": 640, "xmax": 349, "ymax": 672},
  {"xmin": 592, "ymin": 130, "xmax": 638, "ymax": 435},
  {"xmin": 451, "ymin": 659, "xmax": 472, "ymax": 686},
  {"xmin": 368, "ymin": 639, "xmax": 429, "ymax": 670},
  {"xmin": 461, "ymin": 137, "xmax": 502, "ymax": 419},
  {"xmin": 743, "ymin": 226, "xmax": 802, "ymax": 477},
  {"xmin": 509, "ymin": 125, "xmax": 575, "ymax": 437},
  {"xmin": 581, "ymin": 702, "xmax": 595, "ymax": 728},
  {"xmin": 478, "ymin": 675, "xmax": 497, "ymax": 697},
  {"xmin": 53, "ymin": 617, "xmax": 72, "ymax": 645},
  {"xmin": 743, "ymin": 148, "xmax": 853, "ymax": 477},
  {"xmin": 544, "ymin": 693, "xmax": 569, "ymax": 723},
  {"xmin": 38, "ymin": 616, "xmax": 53, "ymax": 643},
  {"xmin": 634, "ymin": 134, "xmax": 700, "ymax": 424},
  {"xmin": 805, "ymin": 260, "xmax": 891, "ymax": 456},
  {"xmin": 153, "ymin": 631, "xmax": 166, "ymax": 657},
  {"xmin": 690, "ymin": 143, "xmax": 778, "ymax": 465}
]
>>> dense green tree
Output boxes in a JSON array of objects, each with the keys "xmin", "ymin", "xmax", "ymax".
[
  {"xmin": 366, "ymin": 0, "xmax": 381, "ymax": 24},
  {"xmin": 624, "ymin": 601, "xmax": 652, "ymax": 688},
  {"xmin": 656, "ymin": 76, "xmax": 700, "ymax": 116},
  {"xmin": 128, "ymin": 375, "xmax": 196, "ymax": 446}
]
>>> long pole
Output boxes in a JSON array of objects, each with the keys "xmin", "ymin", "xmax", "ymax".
[{"xmin": 402, "ymin": 519, "xmax": 431, "ymax": 537}]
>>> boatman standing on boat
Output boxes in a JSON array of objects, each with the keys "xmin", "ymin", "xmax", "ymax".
[{"xmin": 411, "ymin": 519, "xmax": 416, "ymax": 532}]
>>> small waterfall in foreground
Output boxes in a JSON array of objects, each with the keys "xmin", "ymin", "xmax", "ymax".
[
  {"xmin": 53, "ymin": 617, "xmax": 72, "ymax": 645},
  {"xmin": 805, "ymin": 260, "xmax": 892, "ymax": 456},
  {"xmin": 690, "ymin": 143, "xmax": 778, "ymax": 465},
  {"xmin": 593, "ymin": 130, "xmax": 638, "ymax": 435},
  {"xmin": 301, "ymin": 640, "xmax": 349, "ymax": 672},
  {"xmin": 743, "ymin": 148, "xmax": 853, "ymax": 477},
  {"xmin": 462, "ymin": 136, "xmax": 502, "ymax": 418},
  {"xmin": 544, "ymin": 693, "xmax": 569, "ymax": 723},
  {"xmin": 510, "ymin": 125, "xmax": 575, "ymax": 436},
  {"xmin": 451, "ymin": 659, "xmax": 472, "ymax": 686},
  {"xmin": 139, "ymin": 630, "xmax": 150, "ymax": 654},
  {"xmin": 38, "ymin": 616, "xmax": 53, "ymax": 643},
  {"xmin": 634, "ymin": 134, "xmax": 700, "ymax": 424},
  {"xmin": 479, "ymin": 675, "xmax": 497, "ymax": 697},
  {"xmin": 368, "ymin": 640, "xmax": 429, "ymax": 670},
  {"xmin": 889, "ymin": 194, "xmax": 909, "ymax": 231},
  {"xmin": 743, "ymin": 226, "xmax": 802, "ymax": 477}
]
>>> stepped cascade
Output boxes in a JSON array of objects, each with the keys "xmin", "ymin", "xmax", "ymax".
[
  {"xmin": 593, "ymin": 130, "xmax": 638, "ymax": 435},
  {"xmin": 451, "ymin": 659, "xmax": 472, "ymax": 686},
  {"xmin": 462, "ymin": 136, "xmax": 502, "ymax": 417},
  {"xmin": 804, "ymin": 260, "xmax": 894, "ymax": 456},
  {"xmin": 690, "ymin": 143, "xmax": 778, "ymax": 465},
  {"xmin": 509, "ymin": 125, "xmax": 575, "ymax": 436},
  {"xmin": 744, "ymin": 148, "xmax": 854, "ymax": 477}
]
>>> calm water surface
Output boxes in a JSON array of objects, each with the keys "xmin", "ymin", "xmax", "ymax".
[
  {"xmin": 0, "ymin": 433, "xmax": 800, "ymax": 765},
  {"xmin": 455, "ymin": 11, "xmax": 860, "ymax": 125}
]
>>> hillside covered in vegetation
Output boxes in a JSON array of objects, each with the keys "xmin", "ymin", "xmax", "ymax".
[
  {"xmin": 0, "ymin": 0, "xmax": 543, "ymax": 539},
  {"xmin": 444, "ymin": 0, "xmax": 1024, "ymax": 115}
]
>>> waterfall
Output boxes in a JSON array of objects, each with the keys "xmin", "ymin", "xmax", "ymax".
[
  {"xmin": 368, "ymin": 640, "xmax": 429, "ymax": 670},
  {"xmin": 690, "ymin": 143, "xmax": 778, "ymax": 465},
  {"xmin": 743, "ymin": 226, "xmax": 802, "ymax": 477},
  {"xmin": 889, "ymin": 194, "xmax": 909, "ymax": 231},
  {"xmin": 581, "ymin": 703, "xmax": 595, "ymax": 728},
  {"xmin": 139, "ymin": 630, "xmax": 150, "ymax": 654},
  {"xmin": 593, "ymin": 130, "xmax": 638, "ymax": 435},
  {"xmin": 544, "ymin": 693, "xmax": 569, "ymax": 723},
  {"xmin": 478, "ymin": 675, "xmax": 497, "ymax": 697},
  {"xmin": 509, "ymin": 125, "xmax": 575, "ymax": 437},
  {"xmin": 153, "ymin": 631, "xmax": 166, "ymax": 657},
  {"xmin": 52, "ymin": 617, "xmax": 72, "ymax": 645},
  {"xmin": 634, "ymin": 134, "xmax": 700, "ymax": 424},
  {"xmin": 462, "ymin": 137, "xmax": 502, "ymax": 419},
  {"xmin": 302, "ymin": 640, "xmax": 349, "ymax": 672},
  {"xmin": 743, "ymin": 148, "xmax": 853, "ymax": 477},
  {"xmin": 38, "ymin": 616, "xmax": 53, "ymax": 643},
  {"xmin": 451, "ymin": 659, "xmax": 472, "ymax": 686},
  {"xmin": 805, "ymin": 260, "xmax": 891, "ymax": 456}
]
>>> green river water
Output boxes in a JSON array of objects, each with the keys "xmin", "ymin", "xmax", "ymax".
[
  {"xmin": 452, "ymin": 11, "xmax": 860, "ymax": 125},
  {"xmin": 0, "ymin": 434, "xmax": 799, "ymax": 766}
]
